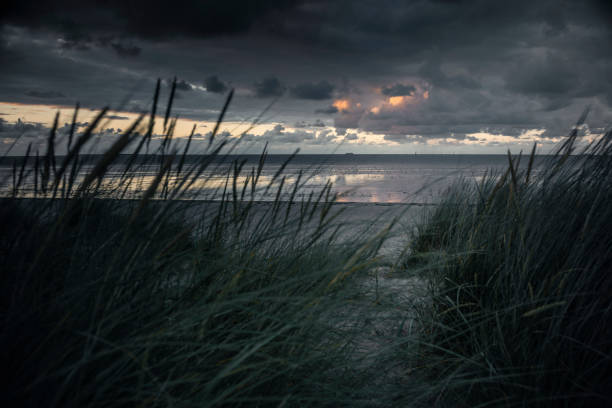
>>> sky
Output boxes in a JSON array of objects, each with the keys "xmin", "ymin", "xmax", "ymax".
[{"xmin": 1, "ymin": 0, "xmax": 612, "ymax": 155}]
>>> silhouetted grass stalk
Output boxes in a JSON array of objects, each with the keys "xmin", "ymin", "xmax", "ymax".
[
  {"xmin": 404, "ymin": 112, "xmax": 612, "ymax": 407},
  {"xmin": 0, "ymin": 82, "xmax": 389, "ymax": 407}
]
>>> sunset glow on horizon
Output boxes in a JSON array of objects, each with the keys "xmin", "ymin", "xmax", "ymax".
[{"xmin": 0, "ymin": 1, "xmax": 610, "ymax": 155}]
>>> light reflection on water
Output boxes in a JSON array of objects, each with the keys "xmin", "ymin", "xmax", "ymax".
[{"xmin": 0, "ymin": 154, "xmax": 545, "ymax": 203}]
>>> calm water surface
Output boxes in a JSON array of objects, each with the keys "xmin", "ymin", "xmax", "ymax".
[{"xmin": 1, "ymin": 154, "xmax": 547, "ymax": 203}]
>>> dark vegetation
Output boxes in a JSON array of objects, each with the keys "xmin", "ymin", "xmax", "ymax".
[
  {"xmin": 405, "ymin": 111, "xmax": 612, "ymax": 407},
  {"xmin": 0, "ymin": 79, "xmax": 387, "ymax": 407},
  {"xmin": 1, "ymin": 78, "xmax": 611, "ymax": 407}
]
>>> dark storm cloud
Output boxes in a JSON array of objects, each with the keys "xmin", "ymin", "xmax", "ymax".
[
  {"xmin": 381, "ymin": 84, "xmax": 416, "ymax": 96},
  {"xmin": 109, "ymin": 42, "xmax": 141, "ymax": 57},
  {"xmin": 334, "ymin": 106, "xmax": 366, "ymax": 133},
  {"xmin": 254, "ymin": 77, "xmax": 285, "ymax": 98},
  {"xmin": 290, "ymin": 81, "xmax": 334, "ymax": 100},
  {"xmin": 25, "ymin": 90, "xmax": 66, "ymax": 98},
  {"xmin": 204, "ymin": 76, "xmax": 228, "ymax": 93},
  {"xmin": 504, "ymin": 53, "xmax": 578, "ymax": 96},
  {"xmin": 1, "ymin": 0, "xmax": 612, "ymax": 151},
  {"xmin": 417, "ymin": 60, "xmax": 482, "ymax": 90},
  {"xmin": 57, "ymin": 34, "xmax": 92, "ymax": 51},
  {"xmin": 56, "ymin": 34, "xmax": 142, "ymax": 57},
  {"xmin": 0, "ymin": 0, "xmax": 301, "ymax": 39},
  {"xmin": 175, "ymin": 80, "xmax": 193, "ymax": 92},
  {"xmin": 268, "ymin": 0, "xmax": 611, "ymax": 54},
  {"xmin": 315, "ymin": 106, "xmax": 338, "ymax": 115},
  {"xmin": 591, "ymin": 0, "xmax": 612, "ymax": 22}
]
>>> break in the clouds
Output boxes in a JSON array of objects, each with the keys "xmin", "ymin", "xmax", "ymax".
[{"xmin": 1, "ymin": 0, "xmax": 612, "ymax": 153}]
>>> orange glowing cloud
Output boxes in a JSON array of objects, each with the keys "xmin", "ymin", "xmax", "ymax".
[
  {"xmin": 367, "ymin": 87, "xmax": 430, "ymax": 116},
  {"xmin": 333, "ymin": 99, "xmax": 350, "ymax": 112},
  {"xmin": 388, "ymin": 96, "xmax": 406, "ymax": 106}
]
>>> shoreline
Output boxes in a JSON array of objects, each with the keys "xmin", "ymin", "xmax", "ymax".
[
  {"xmin": 3, "ymin": 196, "xmax": 427, "ymax": 258},
  {"xmin": 2, "ymin": 196, "xmax": 438, "ymax": 206}
]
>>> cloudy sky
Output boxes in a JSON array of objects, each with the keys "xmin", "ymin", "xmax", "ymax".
[{"xmin": 1, "ymin": 0, "xmax": 611, "ymax": 154}]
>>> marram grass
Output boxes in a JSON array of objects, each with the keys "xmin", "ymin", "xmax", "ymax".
[
  {"xmin": 0, "ymin": 80, "xmax": 390, "ymax": 407},
  {"xmin": 403, "ymin": 112, "xmax": 612, "ymax": 407},
  {"xmin": 2, "ymin": 80, "xmax": 611, "ymax": 407}
]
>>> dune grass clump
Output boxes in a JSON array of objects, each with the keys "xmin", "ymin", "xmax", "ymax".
[
  {"xmin": 404, "ymin": 115, "xmax": 612, "ymax": 407},
  {"xmin": 0, "ymin": 80, "xmax": 385, "ymax": 407}
]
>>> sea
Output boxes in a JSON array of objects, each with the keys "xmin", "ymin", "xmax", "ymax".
[{"xmin": 0, "ymin": 154, "xmax": 547, "ymax": 204}]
